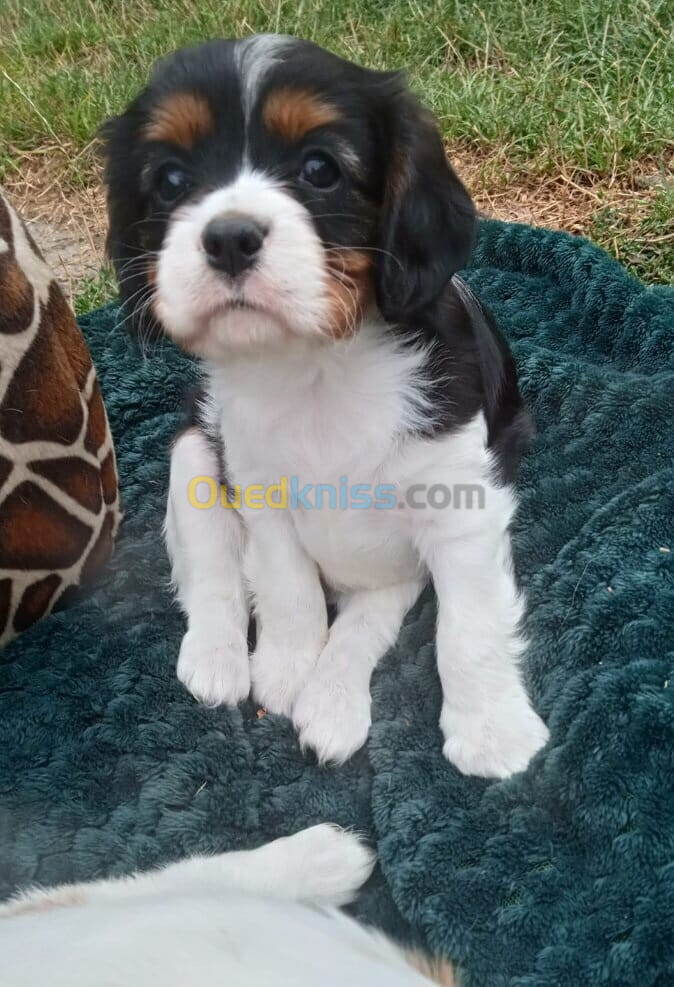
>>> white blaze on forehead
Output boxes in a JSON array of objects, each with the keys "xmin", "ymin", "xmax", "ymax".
[
  {"xmin": 188, "ymin": 171, "xmax": 282, "ymax": 228},
  {"xmin": 235, "ymin": 33, "xmax": 292, "ymax": 120}
]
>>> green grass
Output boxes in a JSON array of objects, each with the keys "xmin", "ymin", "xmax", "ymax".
[
  {"xmin": 0, "ymin": 0, "xmax": 672, "ymax": 286},
  {"xmin": 71, "ymin": 265, "xmax": 116, "ymax": 316},
  {"xmin": 2, "ymin": 0, "xmax": 672, "ymax": 176},
  {"xmin": 591, "ymin": 187, "xmax": 674, "ymax": 283}
]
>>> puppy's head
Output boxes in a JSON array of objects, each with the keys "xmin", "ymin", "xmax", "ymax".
[{"xmin": 103, "ymin": 35, "xmax": 475, "ymax": 356}]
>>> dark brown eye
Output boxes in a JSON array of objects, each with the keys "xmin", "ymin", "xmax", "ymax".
[
  {"xmin": 299, "ymin": 151, "xmax": 340, "ymax": 189},
  {"xmin": 154, "ymin": 163, "xmax": 191, "ymax": 203}
]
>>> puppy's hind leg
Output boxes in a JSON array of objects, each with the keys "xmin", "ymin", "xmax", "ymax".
[{"xmin": 166, "ymin": 427, "xmax": 250, "ymax": 706}]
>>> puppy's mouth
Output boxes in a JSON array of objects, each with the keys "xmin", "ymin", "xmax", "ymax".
[
  {"xmin": 195, "ymin": 291, "xmax": 267, "ymax": 323},
  {"xmin": 223, "ymin": 298, "xmax": 264, "ymax": 313},
  {"xmin": 213, "ymin": 293, "xmax": 273, "ymax": 319},
  {"xmin": 161, "ymin": 290, "xmax": 292, "ymax": 352}
]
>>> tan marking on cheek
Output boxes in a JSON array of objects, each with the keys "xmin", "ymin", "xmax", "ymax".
[
  {"xmin": 144, "ymin": 91, "xmax": 213, "ymax": 148},
  {"xmin": 263, "ymin": 87, "xmax": 341, "ymax": 142},
  {"xmin": 324, "ymin": 248, "xmax": 373, "ymax": 340}
]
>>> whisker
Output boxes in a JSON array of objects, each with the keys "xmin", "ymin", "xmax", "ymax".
[
  {"xmin": 114, "ymin": 270, "xmax": 154, "ymax": 290},
  {"xmin": 115, "ymin": 282, "xmax": 156, "ymax": 332},
  {"xmin": 324, "ymin": 242, "xmax": 404, "ymax": 272},
  {"xmin": 117, "ymin": 247, "xmax": 161, "ymax": 260},
  {"xmin": 116, "ymin": 279, "xmax": 157, "ymax": 309},
  {"xmin": 121, "ymin": 214, "xmax": 173, "ymax": 233}
]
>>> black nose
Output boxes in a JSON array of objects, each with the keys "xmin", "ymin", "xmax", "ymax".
[{"xmin": 201, "ymin": 215, "xmax": 267, "ymax": 277}]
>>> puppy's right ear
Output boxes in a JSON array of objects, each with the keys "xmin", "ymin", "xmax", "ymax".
[
  {"xmin": 374, "ymin": 84, "xmax": 476, "ymax": 322},
  {"xmin": 100, "ymin": 111, "xmax": 159, "ymax": 337}
]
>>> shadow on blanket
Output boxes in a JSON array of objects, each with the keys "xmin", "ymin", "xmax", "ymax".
[{"xmin": 1, "ymin": 220, "xmax": 673, "ymax": 987}]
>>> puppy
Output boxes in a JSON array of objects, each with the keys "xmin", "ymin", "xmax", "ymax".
[
  {"xmin": 0, "ymin": 824, "xmax": 457, "ymax": 986},
  {"xmin": 103, "ymin": 35, "xmax": 549, "ymax": 777}
]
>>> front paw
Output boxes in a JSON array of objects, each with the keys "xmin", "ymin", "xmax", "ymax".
[
  {"xmin": 251, "ymin": 631, "xmax": 326, "ymax": 717},
  {"xmin": 293, "ymin": 671, "xmax": 371, "ymax": 765},
  {"xmin": 441, "ymin": 697, "xmax": 549, "ymax": 779},
  {"xmin": 177, "ymin": 624, "xmax": 250, "ymax": 707}
]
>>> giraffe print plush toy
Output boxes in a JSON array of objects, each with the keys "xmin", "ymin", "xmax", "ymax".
[{"xmin": 0, "ymin": 188, "xmax": 121, "ymax": 646}]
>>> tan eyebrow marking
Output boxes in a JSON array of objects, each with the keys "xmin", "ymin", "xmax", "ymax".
[
  {"xmin": 262, "ymin": 87, "xmax": 342, "ymax": 142},
  {"xmin": 143, "ymin": 91, "xmax": 214, "ymax": 148}
]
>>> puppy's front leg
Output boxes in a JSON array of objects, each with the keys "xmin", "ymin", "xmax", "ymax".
[
  {"xmin": 166, "ymin": 429, "xmax": 249, "ymax": 706},
  {"xmin": 293, "ymin": 580, "xmax": 423, "ymax": 763},
  {"xmin": 422, "ymin": 525, "xmax": 549, "ymax": 778},
  {"xmin": 246, "ymin": 511, "xmax": 328, "ymax": 716}
]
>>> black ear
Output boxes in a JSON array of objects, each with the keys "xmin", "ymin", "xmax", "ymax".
[
  {"xmin": 375, "ymin": 91, "xmax": 476, "ymax": 322},
  {"xmin": 100, "ymin": 110, "xmax": 159, "ymax": 337}
]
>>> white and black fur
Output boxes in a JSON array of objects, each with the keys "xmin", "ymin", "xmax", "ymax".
[
  {"xmin": 1, "ymin": 824, "xmax": 457, "ymax": 986},
  {"xmin": 103, "ymin": 34, "xmax": 549, "ymax": 777}
]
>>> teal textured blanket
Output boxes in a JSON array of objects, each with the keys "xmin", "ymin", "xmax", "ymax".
[{"xmin": 1, "ymin": 220, "xmax": 673, "ymax": 986}]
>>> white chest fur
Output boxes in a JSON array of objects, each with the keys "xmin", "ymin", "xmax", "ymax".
[{"xmin": 206, "ymin": 318, "xmax": 496, "ymax": 590}]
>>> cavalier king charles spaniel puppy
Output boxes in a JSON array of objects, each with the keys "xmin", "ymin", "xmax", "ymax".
[{"xmin": 102, "ymin": 35, "xmax": 549, "ymax": 778}]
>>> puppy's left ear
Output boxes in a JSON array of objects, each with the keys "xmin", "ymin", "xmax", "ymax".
[{"xmin": 375, "ymin": 90, "xmax": 476, "ymax": 321}]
